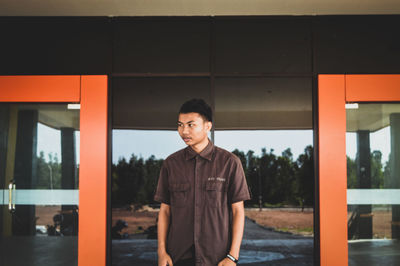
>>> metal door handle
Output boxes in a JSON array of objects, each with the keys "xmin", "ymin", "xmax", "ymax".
[{"xmin": 8, "ymin": 180, "xmax": 16, "ymax": 213}]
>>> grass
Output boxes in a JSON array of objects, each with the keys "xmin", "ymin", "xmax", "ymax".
[{"xmin": 276, "ymin": 227, "xmax": 314, "ymax": 235}]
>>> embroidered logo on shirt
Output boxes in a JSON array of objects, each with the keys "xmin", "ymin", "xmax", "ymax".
[{"xmin": 208, "ymin": 177, "xmax": 225, "ymax": 182}]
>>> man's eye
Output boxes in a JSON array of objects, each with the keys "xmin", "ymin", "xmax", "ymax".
[{"xmin": 189, "ymin": 124, "xmax": 194, "ymax": 127}]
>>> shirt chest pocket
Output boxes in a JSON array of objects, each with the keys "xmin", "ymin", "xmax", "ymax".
[
  {"xmin": 205, "ymin": 181, "xmax": 226, "ymax": 208},
  {"xmin": 169, "ymin": 183, "xmax": 190, "ymax": 208}
]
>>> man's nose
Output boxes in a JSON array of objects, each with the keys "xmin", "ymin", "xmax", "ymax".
[{"xmin": 182, "ymin": 125, "xmax": 189, "ymax": 134}]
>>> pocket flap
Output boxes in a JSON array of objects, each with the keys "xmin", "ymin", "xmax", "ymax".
[{"xmin": 169, "ymin": 183, "xmax": 190, "ymax": 191}]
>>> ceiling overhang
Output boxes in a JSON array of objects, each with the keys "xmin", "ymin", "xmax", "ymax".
[{"xmin": 1, "ymin": 0, "xmax": 400, "ymax": 16}]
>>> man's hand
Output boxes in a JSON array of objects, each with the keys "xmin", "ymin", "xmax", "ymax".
[
  {"xmin": 157, "ymin": 203, "xmax": 172, "ymax": 265},
  {"xmin": 158, "ymin": 250, "xmax": 173, "ymax": 266},
  {"xmin": 217, "ymin": 257, "xmax": 237, "ymax": 266}
]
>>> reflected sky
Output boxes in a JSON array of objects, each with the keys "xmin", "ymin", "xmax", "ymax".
[
  {"xmin": 112, "ymin": 129, "xmax": 314, "ymax": 163},
  {"xmin": 37, "ymin": 122, "xmax": 80, "ymax": 163},
  {"xmin": 36, "ymin": 124, "xmax": 391, "ymax": 165},
  {"xmin": 346, "ymin": 126, "xmax": 390, "ymax": 162}
]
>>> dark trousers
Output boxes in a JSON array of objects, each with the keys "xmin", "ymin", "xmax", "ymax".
[{"xmin": 174, "ymin": 257, "xmax": 195, "ymax": 266}]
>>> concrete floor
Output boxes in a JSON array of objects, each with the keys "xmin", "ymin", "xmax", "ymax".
[
  {"xmin": 0, "ymin": 236, "xmax": 77, "ymax": 266},
  {"xmin": 112, "ymin": 217, "xmax": 400, "ymax": 265},
  {"xmin": 112, "ymin": 239, "xmax": 314, "ymax": 266},
  {"xmin": 348, "ymin": 239, "xmax": 400, "ymax": 266},
  {"xmin": 112, "ymin": 217, "xmax": 314, "ymax": 265},
  {"xmin": 1, "ymin": 220, "xmax": 398, "ymax": 265}
]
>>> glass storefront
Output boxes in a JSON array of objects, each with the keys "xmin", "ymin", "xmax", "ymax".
[
  {"xmin": 0, "ymin": 103, "xmax": 79, "ymax": 266},
  {"xmin": 111, "ymin": 77, "xmax": 314, "ymax": 265},
  {"xmin": 346, "ymin": 103, "xmax": 400, "ymax": 265}
]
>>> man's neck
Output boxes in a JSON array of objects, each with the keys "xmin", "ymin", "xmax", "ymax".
[{"xmin": 190, "ymin": 138, "xmax": 209, "ymax": 154}]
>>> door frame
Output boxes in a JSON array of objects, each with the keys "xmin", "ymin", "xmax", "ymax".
[
  {"xmin": 0, "ymin": 75, "xmax": 108, "ymax": 266},
  {"xmin": 318, "ymin": 74, "xmax": 400, "ymax": 266}
]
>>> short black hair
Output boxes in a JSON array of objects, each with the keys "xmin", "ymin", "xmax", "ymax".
[{"xmin": 179, "ymin": 98, "xmax": 212, "ymax": 122}]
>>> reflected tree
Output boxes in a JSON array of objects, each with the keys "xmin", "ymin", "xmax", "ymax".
[
  {"xmin": 36, "ymin": 151, "xmax": 61, "ymax": 189},
  {"xmin": 347, "ymin": 150, "xmax": 387, "ymax": 189},
  {"xmin": 112, "ymin": 146, "xmax": 317, "ymax": 207}
]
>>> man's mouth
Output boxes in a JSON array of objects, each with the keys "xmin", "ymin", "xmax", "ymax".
[{"xmin": 183, "ymin": 137, "xmax": 191, "ymax": 142}]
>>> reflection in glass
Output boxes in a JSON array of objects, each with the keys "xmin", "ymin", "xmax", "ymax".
[
  {"xmin": 112, "ymin": 129, "xmax": 315, "ymax": 265},
  {"xmin": 111, "ymin": 76, "xmax": 314, "ymax": 265},
  {"xmin": 346, "ymin": 103, "xmax": 400, "ymax": 265},
  {"xmin": 214, "ymin": 78, "xmax": 312, "ymax": 130},
  {"xmin": 215, "ymin": 77, "xmax": 314, "ymax": 264},
  {"xmin": 215, "ymin": 130, "xmax": 314, "ymax": 208},
  {"xmin": 112, "ymin": 78, "xmax": 211, "ymax": 130},
  {"xmin": 112, "ymin": 77, "xmax": 212, "ymax": 265},
  {"xmin": 111, "ymin": 130, "xmax": 177, "ymax": 266},
  {"xmin": 0, "ymin": 103, "xmax": 79, "ymax": 266}
]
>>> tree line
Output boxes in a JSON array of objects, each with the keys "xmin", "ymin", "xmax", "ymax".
[
  {"xmin": 34, "ymin": 147, "xmax": 390, "ymax": 206},
  {"xmin": 112, "ymin": 146, "xmax": 315, "ymax": 207}
]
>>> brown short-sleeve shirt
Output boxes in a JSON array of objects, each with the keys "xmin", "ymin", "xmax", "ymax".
[{"xmin": 154, "ymin": 139, "xmax": 251, "ymax": 266}]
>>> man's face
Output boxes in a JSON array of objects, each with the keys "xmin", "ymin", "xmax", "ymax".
[{"xmin": 177, "ymin": 112, "xmax": 212, "ymax": 146}]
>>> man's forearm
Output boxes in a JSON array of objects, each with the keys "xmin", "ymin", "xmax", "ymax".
[
  {"xmin": 157, "ymin": 204, "xmax": 171, "ymax": 254},
  {"xmin": 229, "ymin": 201, "xmax": 245, "ymax": 259}
]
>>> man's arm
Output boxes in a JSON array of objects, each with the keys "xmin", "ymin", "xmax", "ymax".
[
  {"xmin": 157, "ymin": 203, "xmax": 173, "ymax": 266},
  {"xmin": 218, "ymin": 201, "xmax": 245, "ymax": 266}
]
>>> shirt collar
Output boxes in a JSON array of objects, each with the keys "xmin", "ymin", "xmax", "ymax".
[{"xmin": 185, "ymin": 138, "xmax": 214, "ymax": 161}]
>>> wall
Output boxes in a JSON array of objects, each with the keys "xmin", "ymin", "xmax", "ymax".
[{"xmin": 0, "ymin": 16, "xmax": 399, "ymax": 76}]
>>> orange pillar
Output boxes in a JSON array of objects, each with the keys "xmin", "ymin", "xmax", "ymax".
[
  {"xmin": 79, "ymin": 75, "xmax": 108, "ymax": 266},
  {"xmin": 318, "ymin": 75, "xmax": 348, "ymax": 266}
]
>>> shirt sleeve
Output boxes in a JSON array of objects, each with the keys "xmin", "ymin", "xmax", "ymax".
[
  {"xmin": 153, "ymin": 160, "xmax": 170, "ymax": 205},
  {"xmin": 228, "ymin": 156, "xmax": 252, "ymax": 204}
]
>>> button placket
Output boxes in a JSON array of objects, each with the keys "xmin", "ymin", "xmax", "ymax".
[{"xmin": 194, "ymin": 156, "xmax": 199, "ymax": 255}]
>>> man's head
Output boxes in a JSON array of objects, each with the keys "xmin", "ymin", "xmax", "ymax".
[{"xmin": 177, "ymin": 99, "xmax": 212, "ymax": 146}]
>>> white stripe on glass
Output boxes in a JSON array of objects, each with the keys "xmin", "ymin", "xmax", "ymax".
[
  {"xmin": 347, "ymin": 189, "xmax": 400, "ymax": 205},
  {"xmin": 0, "ymin": 189, "xmax": 79, "ymax": 205}
]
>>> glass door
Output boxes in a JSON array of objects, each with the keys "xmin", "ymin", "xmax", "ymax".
[
  {"xmin": 318, "ymin": 74, "xmax": 400, "ymax": 266},
  {"xmin": 0, "ymin": 75, "xmax": 108, "ymax": 266},
  {"xmin": 346, "ymin": 103, "xmax": 400, "ymax": 265},
  {"xmin": 0, "ymin": 103, "xmax": 80, "ymax": 266}
]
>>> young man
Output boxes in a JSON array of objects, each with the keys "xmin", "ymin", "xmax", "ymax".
[{"xmin": 154, "ymin": 99, "xmax": 251, "ymax": 266}]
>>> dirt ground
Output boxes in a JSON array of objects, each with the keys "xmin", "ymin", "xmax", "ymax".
[
  {"xmin": 112, "ymin": 207, "xmax": 158, "ymax": 234},
  {"xmin": 36, "ymin": 205, "xmax": 63, "ymax": 227},
  {"xmin": 111, "ymin": 206, "xmax": 314, "ymax": 236},
  {"xmin": 35, "ymin": 205, "xmax": 393, "ymax": 239},
  {"xmin": 347, "ymin": 209, "xmax": 392, "ymax": 239},
  {"xmin": 371, "ymin": 210, "xmax": 392, "ymax": 238},
  {"xmin": 245, "ymin": 209, "xmax": 314, "ymax": 236}
]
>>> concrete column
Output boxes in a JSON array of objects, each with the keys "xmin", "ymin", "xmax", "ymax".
[
  {"xmin": 0, "ymin": 105, "xmax": 18, "ymax": 237},
  {"xmin": 13, "ymin": 109, "xmax": 38, "ymax": 235},
  {"xmin": 390, "ymin": 114, "xmax": 400, "ymax": 239},
  {"xmin": 356, "ymin": 130, "xmax": 372, "ymax": 239},
  {"xmin": 60, "ymin": 127, "xmax": 78, "ymax": 235},
  {"xmin": 61, "ymin": 127, "xmax": 76, "ymax": 189},
  {"xmin": 0, "ymin": 104, "xmax": 10, "ymax": 237}
]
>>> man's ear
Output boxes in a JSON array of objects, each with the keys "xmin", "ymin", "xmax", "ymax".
[{"xmin": 207, "ymin": 121, "xmax": 212, "ymax": 131}]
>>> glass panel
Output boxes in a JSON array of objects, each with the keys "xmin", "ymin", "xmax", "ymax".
[
  {"xmin": 112, "ymin": 76, "xmax": 314, "ymax": 265},
  {"xmin": 112, "ymin": 78, "xmax": 211, "ymax": 130},
  {"xmin": 346, "ymin": 103, "xmax": 400, "ymax": 265},
  {"xmin": 112, "ymin": 130, "xmax": 184, "ymax": 265},
  {"xmin": 215, "ymin": 77, "xmax": 314, "ymax": 264},
  {"xmin": 0, "ymin": 103, "xmax": 79, "ymax": 266},
  {"xmin": 214, "ymin": 78, "xmax": 312, "ymax": 129},
  {"xmin": 112, "ymin": 77, "xmax": 210, "ymax": 265}
]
